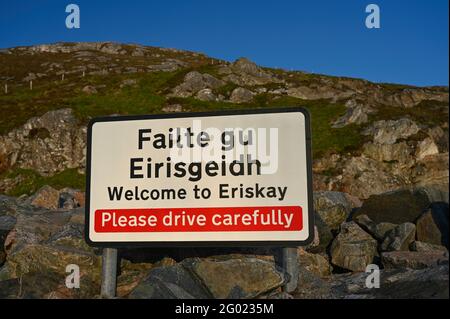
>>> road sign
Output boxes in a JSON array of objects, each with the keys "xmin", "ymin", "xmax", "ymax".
[{"xmin": 85, "ymin": 108, "xmax": 314, "ymax": 247}]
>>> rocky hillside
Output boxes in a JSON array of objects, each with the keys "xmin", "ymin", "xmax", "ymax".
[
  {"xmin": 0, "ymin": 42, "xmax": 448, "ymax": 299},
  {"xmin": 0, "ymin": 42, "xmax": 448, "ymax": 198}
]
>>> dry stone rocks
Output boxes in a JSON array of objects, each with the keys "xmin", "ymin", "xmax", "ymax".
[
  {"xmin": 29, "ymin": 185, "xmax": 60, "ymax": 210},
  {"xmin": 352, "ymin": 188, "xmax": 432, "ymax": 224},
  {"xmin": 381, "ymin": 223, "xmax": 416, "ymax": 251},
  {"xmin": 332, "ymin": 104, "xmax": 372, "ymax": 128},
  {"xmin": 82, "ymin": 85, "xmax": 97, "ymax": 94},
  {"xmin": 0, "ymin": 109, "xmax": 86, "ymax": 176},
  {"xmin": 196, "ymin": 88, "xmax": 217, "ymax": 101},
  {"xmin": 229, "ymin": 87, "xmax": 254, "ymax": 103},
  {"xmin": 170, "ymin": 71, "xmax": 224, "ymax": 98},
  {"xmin": 354, "ymin": 214, "xmax": 397, "ymax": 241},
  {"xmin": 313, "ymin": 191, "xmax": 353, "ymax": 230},
  {"xmin": 162, "ymin": 104, "xmax": 183, "ymax": 113},
  {"xmin": 298, "ymin": 248, "xmax": 332, "ymax": 278},
  {"xmin": 363, "ymin": 118, "xmax": 420, "ymax": 145},
  {"xmin": 330, "ymin": 222, "xmax": 378, "ymax": 272},
  {"xmin": 183, "ymin": 257, "xmax": 286, "ymax": 299},
  {"xmin": 381, "ymin": 251, "xmax": 449, "ymax": 269},
  {"xmin": 416, "ymin": 202, "xmax": 449, "ymax": 248},
  {"xmin": 410, "ymin": 241, "xmax": 448, "ymax": 253},
  {"xmin": 128, "ymin": 263, "xmax": 211, "ymax": 299}
]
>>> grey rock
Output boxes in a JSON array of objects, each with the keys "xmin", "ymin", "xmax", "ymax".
[
  {"xmin": 82, "ymin": 85, "xmax": 98, "ymax": 94},
  {"xmin": 330, "ymin": 222, "xmax": 378, "ymax": 272},
  {"xmin": 170, "ymin": 71, "xmax": 224, "ymax": 97},
  {"xmin": 332, "ymin": 104, "xmax": 372, "ymax": 128},
  {"xmin": 416, "ymin": 202, "xmax": 449, "ymax": 248},
  {"xmin": 196, "ymin": 88, "xmax": 217, "ymax": 101},
  {"xmin": 381, "ymin": 223, "xmax": 416, "ymax": 251},
  {"xmin": 330, "ymin": 264, "xmax": 449, "ymax": 298},
  {"xmin": 313, "ymin": 191, "xmax": 353, "ymax": 230},
  {"xmin": 363, "ymin": 118, "xmax": 420, "ymax": 145},
  {"xmin": 0, "ymin": 109, "xmax": 86, "ymax": 177},
  {"xmin": 162, "ymin": 104, "xmax": 183, "ymax": 113},
  {"xmin": 382, "ymin": 251, "xmax": 449, "ymax": 269},
  {"xmin": 354, "ymin": 214, "xmax": 397, "ymax": 241},
  {"xmin": 307, "ymin": 213, "xmax": 334, "ymax": 253},
  {"xmin": 128, "ymin": 263, "xmax": 211, "ymax": 299},
  {"xmin": 28, "ymin": 185, "xmax": 60, "ymax": 210},
  {"xmin": 0, "ymin": 215, "xmax": 16, "ymax": 232},
  {"xmin": 362, "ymin": 142, "xmax": 413, "ymax": 164},
  {"xmin": 229, "ymin": 87, "xmax": 254, "ymax": 103},
  {"xmin": 410, "ymin": 241, "xmax": 448, "ymax": 253},
  {"xmin": 353, "ymin": 188, "xmax": 433, "ymax": 224},
  {"xmin": 183, "ymin": 256, "xmax": 285, "ymax": 299}
]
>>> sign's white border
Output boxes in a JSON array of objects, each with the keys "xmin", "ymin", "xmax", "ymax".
[{"xmin": 85, "ymin": 107, "xmax": 314, "ymax": 247}]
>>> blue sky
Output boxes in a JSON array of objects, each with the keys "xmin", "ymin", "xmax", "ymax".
[{"xmin": 0, "ymin": 0, "xmax": 448, "ymax": 86}]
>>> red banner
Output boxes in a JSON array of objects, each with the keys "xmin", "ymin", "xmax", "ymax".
[{"xmin": 94, "ymin": 206, "xmax": 303, "ymax": 233}]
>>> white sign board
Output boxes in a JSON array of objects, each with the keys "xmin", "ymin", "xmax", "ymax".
[{"xmin": 85, "ymin": 108, "xmax": 314, "ymax": 246}]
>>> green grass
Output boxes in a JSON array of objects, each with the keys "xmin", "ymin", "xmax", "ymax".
[
  {"xmin": 371, "ymin": 100, "xmax": 449, "ymax": 127},
  {"xmin": 1, "ymin": 168, "xmax": 85, "ymax": 197}
]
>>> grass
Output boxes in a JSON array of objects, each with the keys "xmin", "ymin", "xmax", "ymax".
[
  {"xmin": 3, "ymin": 47, "xmax": 437, "ymax": 196},
  {"xmin": 371, "ymin": 100, "xmax": 449, "ymax": 127},
  {"xmin": 0, "ymin": 168, "xmax": 85, "ymax": 197}
]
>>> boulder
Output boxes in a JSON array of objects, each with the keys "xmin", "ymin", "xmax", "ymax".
[
  {"xmin": 381, "ymin": 223, "xmax": 416, "ymax": 251},
  {"xmin": 352, "ymin": 188, "xmax": 433, "ymax": 224},
  {"xmin": 170, "ymin": 71, "xmax": 224, "ymax": 97},
  {"xmin": 298, "ymin": 248, "xmax": 332, "ymax": 278},
  {"xmin": 82, "ymin": 85, "xmax": 98, "ymax": 94},
  {"xmin": 416, "ymin": 202, "xmax": 449, "ymax": 248},
  {"xmin": 329, "ymin": 264, "xmax": 449, "ymax": 299},
  {"xmin": 410, "ymin": 241, "xmax": 448, "ymax": 253},
  {"xmin": 363, "ymin": 118, "xmax": 419, "ymax": 145},
  {"xmin": 196, "ymin": 88, "xmax": 217, "ymax": 101},
  {"xmin": 231, "ymin": 58, "xmax": 269, "ymax": 78},
  {"xmin": 416, "ymin": 138, "xmax": 440, "ymax": 160},
  {"xmin": 29, "ymin": 185, "xmax": 60, "ymax": 210},
  {"xmin": 332, "ymin": 104, "xmax": 371, "ymax": 128},
  {"xmin": 308, "ymin": 213, "xmax": 334, "ymax": 253},
  {"xmin": 337, "ymin": 156, "xmax": 402, "ymax": 199},
  {"xmin": 354, "ymin": 214, "xmax": 396, "ymax": 241},
  {"xmin": 162, "ymin": 104, "xmax": 182, "ymax": 113},
  {"xmin": 0, "ymin": 109, "xmax": 86, "ymax": 176},
  {"xmin": 381, "ymin": 251, "xmax": 449, "ymax": 269},
  {"xmin": 58, "ymin": 188, "xmax": 85, "ymax": 209},
  {"xmin": 313, "ymin": 191, "xmax": 353, "ymax": 230},
  {"xmin": 229, "ymin": 87, "xmax": 254, "ymax": 103},
  {"xmin": 362, "ymin": 142, "xmax": 413, "ymax": 164},
  {"xmin": 330, "ymin": 222, "xmax": 378, "ymax": 272},
  {"xmin": 128, "ymin": 264, "xmax": 207, "ymax": 299},
  {"xmin": 183, "ymin": 256, "xmax": 285, "ymax": 299}
]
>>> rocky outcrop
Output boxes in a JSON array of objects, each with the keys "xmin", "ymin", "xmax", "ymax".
[
  {"xmin": 416, "ymin": 202, "xmax": 449, "ymax": 248},
  {"xmin": 352, "ymin": 187, "xmax": 436, "ymax": 224},
  {"xmin": 313, "ymin": 191, "xmax": 353, "ymax": 230},
  {"xmin": 0, "ymin": 109, "xmax": 86, "ymax": 176},
  {"xmin": 170, "ymin": 71, "xmax": 224, "ymax": 98},
  {"xmin": 330, "ymin": 222, "xmax": 378, "ymax": 272},
  {"xmin": 229, "ymin": 87, "xmax": 254, "ymax": 103},
  {"xmin": 381, "ymin": 251, "xmax": 449, "ymax": 269},
  {"xmin": 380, "ymin": 223, "xmax": 416, "ymax": 251}
]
